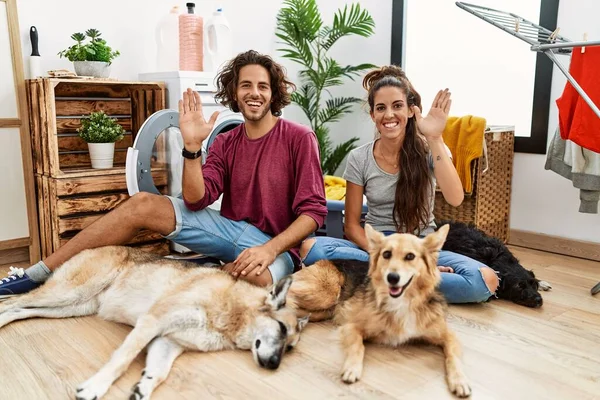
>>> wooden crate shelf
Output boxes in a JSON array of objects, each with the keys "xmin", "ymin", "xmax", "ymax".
[
  {"xmin": 36, "ymin": 170, "xmax": 170, "ymax": 259},
  {"xmin": 25, "ymin": 78, "xmax": 171, "ymax": 257},
  {"xmin": 26, "ymin": 78, "xmax": 165, "ymax": 177}
]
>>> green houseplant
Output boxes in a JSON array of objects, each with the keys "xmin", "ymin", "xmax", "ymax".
[
  {"xmin": 78, "ymin": 111, "xmax": 125, "ymax": 169},
  {"xmin": 58, "ymin": 29, "xmax": 120, "ymax": 78},
  {"xmin": 276, "ymin": 0, "xmax": 376, "ymax": 175}
]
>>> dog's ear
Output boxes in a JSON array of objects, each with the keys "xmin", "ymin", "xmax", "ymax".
[
  {"xmin": 424, "ymin": 224, "xmax": 449, "ymax": 253},
  {"xmin": 365, "ymin": 223, "xmax": 384, "ymax": 251},
  {"xmin": 297, "ymin": 315, "xmax": 310, "ymax": 331},
  {"xmin": 266, "ymin": 276, "xmax": 293, "ymax": 310}
]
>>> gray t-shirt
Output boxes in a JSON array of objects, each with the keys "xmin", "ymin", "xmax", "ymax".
[{"xmin": 343, "ymin": 140, "xmax": 452, "ymax": 235}]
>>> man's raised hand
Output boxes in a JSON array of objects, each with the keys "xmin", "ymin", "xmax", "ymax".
[{"xmin": 178, "ymin": 88, "xmax": 219, "ymax": 152}]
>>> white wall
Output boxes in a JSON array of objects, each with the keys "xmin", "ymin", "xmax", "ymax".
[
  {"xmin": 1, "ymin": 1, "xmax": 29, "ymax": 241},
  {"xmin": 0, "ymin": 128, "xmax": 29, "ymax": 241},
  {"xmin": 0, "ymin": 2, "xmax": 18, "ymax": 119}
]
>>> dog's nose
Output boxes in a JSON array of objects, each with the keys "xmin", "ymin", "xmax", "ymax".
[
  {"xmin": 387, "ymin": 272, "xmax": 400, "ymax": 285},
  {"xmin": 266, "ymin": 354, "xmax": 280, "ymax": 369}
]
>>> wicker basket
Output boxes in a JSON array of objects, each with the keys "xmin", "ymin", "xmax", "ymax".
[{"xmin": 434, "ymin": 129, "xmax": 514, "ymax": 243}]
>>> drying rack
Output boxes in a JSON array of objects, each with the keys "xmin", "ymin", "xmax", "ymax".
[
  {"xmin": 456, "ymin": 2, "xmax": 600, "ymax": 296},
  {"xmin": 456, "ymin": 1, "xmax": 600, "ymax": 120}
]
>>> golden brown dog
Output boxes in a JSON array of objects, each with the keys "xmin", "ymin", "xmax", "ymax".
[{"xmin": 288, "ymin": 224, "xmax": 471, "ymax": 398}]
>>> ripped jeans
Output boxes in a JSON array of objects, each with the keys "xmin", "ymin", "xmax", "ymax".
[{"xmin": 302, "ymin": 236, "xmax": 495, "ymax": 304}]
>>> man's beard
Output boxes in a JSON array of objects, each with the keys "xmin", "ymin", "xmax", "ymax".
[{"xmin": 238, "ymin": 99, "xmax": 271, "ymax": 122}]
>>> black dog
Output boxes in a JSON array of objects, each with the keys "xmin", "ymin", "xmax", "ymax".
[{"xmin": 436, "ymin": 221, "xmax": 551, "ymax": 308}]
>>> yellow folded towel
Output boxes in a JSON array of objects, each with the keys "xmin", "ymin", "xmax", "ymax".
[
  {"xmin": 443, "ymin": 115, "xmax": 486, "ymax": 194},
  {"xmin": 324, "ymin": 175, "xmax": 346, "ymax": 200}
]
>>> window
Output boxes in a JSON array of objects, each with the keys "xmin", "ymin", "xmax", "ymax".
[{"xmin": 391, "ymin": 0, "xmax": 560, "ymax": 154}]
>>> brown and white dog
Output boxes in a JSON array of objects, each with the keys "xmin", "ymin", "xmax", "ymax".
[
  {"xmin": 0, "ymin": 246, "xmax": 307, "ymax": 400},
  {"xmin": 288, "ymin": 224, "xmax": 471, "ymax": 398}
]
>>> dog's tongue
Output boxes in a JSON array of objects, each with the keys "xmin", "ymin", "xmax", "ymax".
[{"xmin": 389, "ymin": 286, "xmax": 403, "ymax": 296}]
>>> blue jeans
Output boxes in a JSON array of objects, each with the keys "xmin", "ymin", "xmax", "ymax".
[
  {"xmin": 302, "ymin": 236, "xmax": 495, "ymax": 304},
  {"xmin": 163, "ymin": 196, "xmax": 295, "ymax": 283}
]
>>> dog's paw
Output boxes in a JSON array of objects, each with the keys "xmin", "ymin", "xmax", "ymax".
[
  {"xmin": 341, "ymin": 363, "xmax": 363, "ymax": 384},
  {"xmin": 129, "ymin": 383, "xmax": 145, "ymax": 400},
  {"xmin": 538, "ymin": 280, "xmax": 552, "ymax": 291},
  {"xmin": 448, "ymin": 376, "xmax": 472, "ymax": 398},
  {"xmin": 75, "ymin": 377, "xmax": 110, "ymax": 400},
  {"xmin": 129, "ymin": 376, "xmax": 153, "ymax": 400}
]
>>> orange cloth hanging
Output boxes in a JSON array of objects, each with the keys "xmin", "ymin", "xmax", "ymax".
[{"xmin": 556, "ymin": 46, "xmax": 600, "ymax": 153}]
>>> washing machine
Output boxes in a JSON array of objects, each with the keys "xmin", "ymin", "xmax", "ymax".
[{"xmin": 126, "ymin": 71, "xmax": 244, "ymax": 253}]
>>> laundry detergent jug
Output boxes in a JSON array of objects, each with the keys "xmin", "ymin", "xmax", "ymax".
[
  {"xmin": 179, "ymin": 2, "xmax": 204, "ymax": 71},
  {"xmin": 204, "ymin": 8, "xmax": 233, "ymax": 72},
  {"xmin": 155, "ymin": 6, "xmax": 180, "ymax": 72}
]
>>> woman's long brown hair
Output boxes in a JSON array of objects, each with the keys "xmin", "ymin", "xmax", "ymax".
[{"xmin": 363, "ymin": 66, "xmax": 432, "ymax": 234}]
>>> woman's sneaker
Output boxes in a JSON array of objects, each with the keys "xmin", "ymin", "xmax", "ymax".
[{"xmin": 0, "ymin": 267, "xmax": 41, "ymax": 300}]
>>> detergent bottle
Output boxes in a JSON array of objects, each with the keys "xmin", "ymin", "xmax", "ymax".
[
  {"xmin": 179, "ymin": 2, "xmax": 204, "ymax": 71},
  {"xmin": 155, "ymin": 6, "xmax": 180, "ymax": 71},
  {"xmin": 204, "ymin": 8, "xmax": 233, "ymax": 72}
]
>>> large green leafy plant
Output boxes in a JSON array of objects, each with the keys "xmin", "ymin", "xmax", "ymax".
[
  {"xmin": 78, "ymin": 111, "xmax": 125, "ymax": 143},
  {"xmin": 58, "ymin": 29, "xmax": 120, "ymax": 63},
  {"xmin": 276, "ymin": 0, "xmax": 376, "ymax": 175}
]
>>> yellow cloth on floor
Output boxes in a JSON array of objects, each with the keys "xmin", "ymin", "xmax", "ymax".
[
  {"xmin": 324, "ymin": 175, "xmax": 346, "ymax": 200},
  {"xmin": 442, "ymin": 115, "xmax": 486, "ymax": 194}
]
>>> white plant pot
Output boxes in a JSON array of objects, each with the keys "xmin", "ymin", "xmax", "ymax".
[
  {"xmin": 88, "ymin": 142, "xmax": 115, "ymax": 169},
  {"xmin": 74, "ymin": 61, "xmax": 111, "ymax": 78}
]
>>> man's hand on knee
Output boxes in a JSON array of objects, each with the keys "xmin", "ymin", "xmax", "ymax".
[
  {"xmin": 222, "ymin": 262, "xmax": 237, "ymax": 277},
  {"xmin": 231, "ymin": 245, "xmax": 277, "ymax": 278},
  {"xmin": 239, "ymin": 269, "xmax": 273, "ymax": 287},
  {"xmin": 221, "ymin": 261, "xmax": 273, "ymax": 287}
]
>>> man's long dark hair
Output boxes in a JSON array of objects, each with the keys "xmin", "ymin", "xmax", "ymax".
[
  {"xmin": 214, "ymin": 50, "xmax": 296, "ymax": 116},
  {"xmin": 363, "ymin": 66, "xmax": 432, "ymax": 234}
]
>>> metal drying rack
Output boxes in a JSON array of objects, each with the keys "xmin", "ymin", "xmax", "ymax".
[
  {"xmin": 456, "ymin": 1, "xmax": 600, "ymax": 120},
  {"xmin": 456, "ymin": 2, "xmax": 600, "ymax": 296}
]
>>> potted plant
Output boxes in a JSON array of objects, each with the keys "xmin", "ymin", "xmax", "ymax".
[
  {"xmin": 58, "ymin": 29, "xmax": 120, "ymax": 78},
  {"xmin": 78, "ymin": 111, "xmax": 125, "ymax": 169},
  {"xmin": 276, "ymin": 0, "xmax": 376, "ymax": 175}
]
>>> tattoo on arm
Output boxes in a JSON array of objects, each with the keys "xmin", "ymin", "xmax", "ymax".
[{"xmin": 436, "ymin": 155, "xmax": 441, "ymax": 161}]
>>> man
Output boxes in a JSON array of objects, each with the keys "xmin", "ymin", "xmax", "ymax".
[{"xmin": 0, "ymin": 50, "xmax": 327, "ymax": 297}]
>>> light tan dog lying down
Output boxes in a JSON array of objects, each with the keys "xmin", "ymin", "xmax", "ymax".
[{"xmin": 0, "ymin": 246, "xmax": 308, "ymax": 400}]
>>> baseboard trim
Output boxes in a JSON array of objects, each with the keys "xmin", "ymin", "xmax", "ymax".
[
  {"xmin": 0, "ymin": 237, "xmax": 30, "ymax": 251},
  {"xmin": 0, "ymin": 246, "xmax": 30, "ymax": 266},
  {"xmin": 509, "ymin": 229, "xmax": 600, "ymax": 262}
]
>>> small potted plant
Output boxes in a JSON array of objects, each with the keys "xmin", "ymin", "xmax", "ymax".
[
  {"xmin": 78, "ymin": 111, "xmax": 125, "ymax": 169},
  {"xmin": 58, "ymin": 29, "xmax": 120, "ymax": 78}
]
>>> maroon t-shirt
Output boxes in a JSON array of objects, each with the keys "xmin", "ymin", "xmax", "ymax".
[{"xmin": 184, "ymin": 118, "xmax": 327, "ymax": 267}]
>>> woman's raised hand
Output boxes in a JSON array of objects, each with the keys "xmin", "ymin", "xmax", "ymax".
[{"xmin": 413, "ymin": 88, "xmax": 452, "ymax": 141}]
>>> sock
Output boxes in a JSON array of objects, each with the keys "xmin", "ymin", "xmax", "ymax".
[{"xmin": 25, "ymin": 261, "xmax": 51, "ymax": 283}]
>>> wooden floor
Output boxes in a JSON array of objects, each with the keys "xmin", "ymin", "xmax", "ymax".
[{"xmin": 1, "ymin": 246, "xmax": 599, "ymax": 400}]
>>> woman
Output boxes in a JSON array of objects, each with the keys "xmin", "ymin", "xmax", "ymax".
[{"xmin": 300, "ymin": 66, "xmax": 498, "ymax": 304}]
